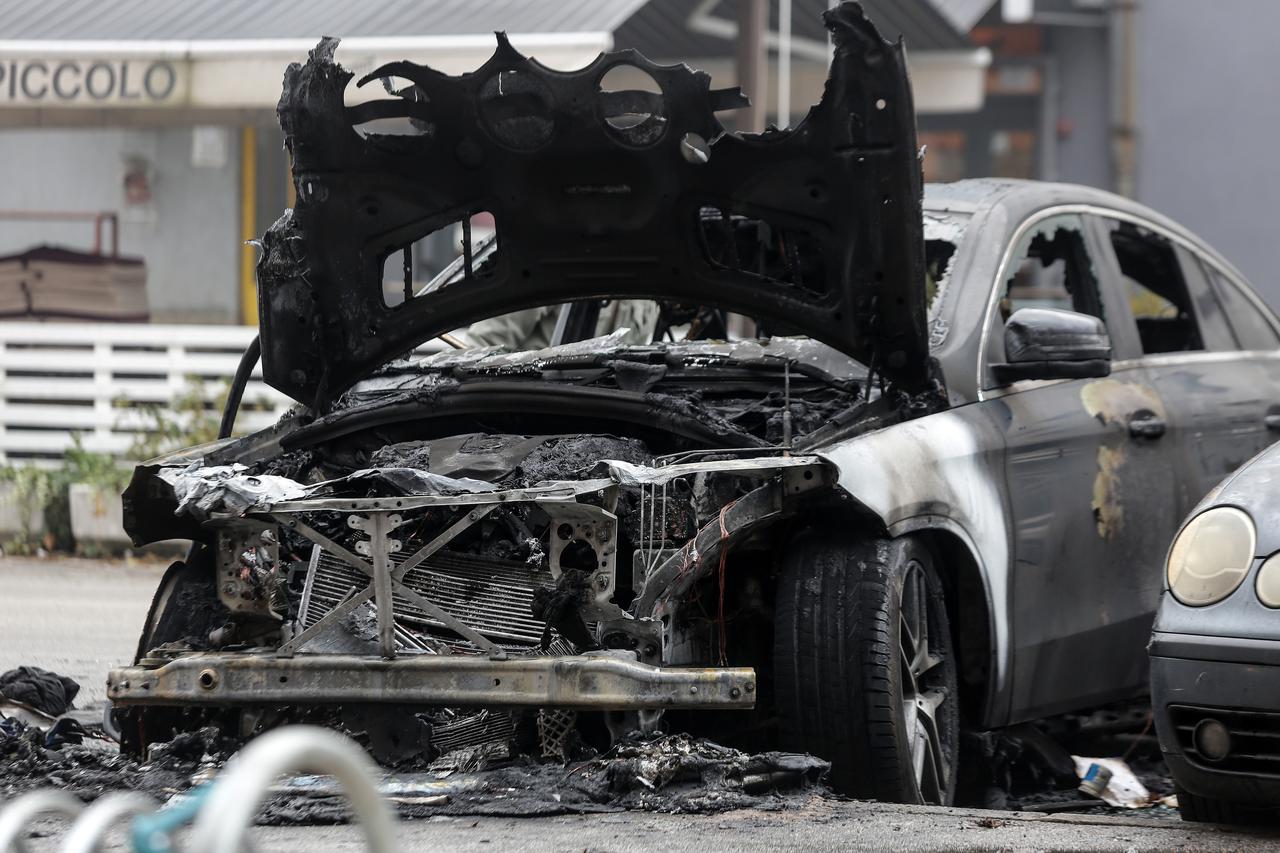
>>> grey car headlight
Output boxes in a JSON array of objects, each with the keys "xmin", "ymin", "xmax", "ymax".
[
  {"xmin": 1257, "ymin": 553, "xmax": 1280, "ymax": 608},
  {"xmin": 1166, "ymin": 507, "xmax": 1256, "ymax": 606}
]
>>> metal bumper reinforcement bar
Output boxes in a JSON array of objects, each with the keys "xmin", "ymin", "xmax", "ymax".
[{"xmin": 108, "ymin": 653, "xmax": 757, "ymax": 710}]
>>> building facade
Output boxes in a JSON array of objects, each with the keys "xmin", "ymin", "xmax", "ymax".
[
  {"xmin": 0, "ymin": 0, "xmax": 986, "ymax": 325},
  {"xmin": 921, "ymin": 0, "xmax": 1280, "ymax": 305}
]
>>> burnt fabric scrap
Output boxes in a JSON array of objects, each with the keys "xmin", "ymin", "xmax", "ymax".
[{"xmin": 0, "ymin": 667, "xmax": 80, "ymax": 717}]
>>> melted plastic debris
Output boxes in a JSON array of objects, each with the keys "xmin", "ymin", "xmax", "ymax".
[
  {"xmin": 160, "ymin": 463, "xmax": 308, "ymax": 520},
  {"xmin": 369, "ymin": 331, "xmax": 633, "ymax": 386},
  {"xmin": 159, "ymin": 462, "xmax": 496, "ymax": 521},
  {"xmin": 0, "ymin": 720, "xmax": 226, "ymax": 801}
]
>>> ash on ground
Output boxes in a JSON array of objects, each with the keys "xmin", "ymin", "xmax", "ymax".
[
  {"xmin": 263, "ymin": 733, "xmax": 830, "ymax": 823},
  {"xmin": 1, "ymin": 719, "xmax": 829, "ymax": 822},
  {"xmin": 0, "ymin": 718, "xmax": 221, "ymax": 802}
]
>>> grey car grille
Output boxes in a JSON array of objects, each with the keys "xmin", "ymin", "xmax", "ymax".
[{"xmin": 1169, "ymin": 704, "xmax": 1280, "ymax": 776}]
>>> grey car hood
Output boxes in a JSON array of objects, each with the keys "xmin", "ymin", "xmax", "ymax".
[{"xmin": 256, "ymin": 1, "xmax": 931, "ymax": 408}]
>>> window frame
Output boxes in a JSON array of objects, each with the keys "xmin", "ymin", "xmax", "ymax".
[
  {"xmin": 977, "ymin": 204, "xmax": 1280, "ymax": 400},
  {"xmin": 1197, "ymin": 254, "xmax": 1280, "ymax": 352},
  {"xmin": 978, "ymin": 206, "xmax": 1136, "ymax": 393},
  {"xmin": 1091, "ymin": 215, "xmax": 1216, "ymax": 357}
]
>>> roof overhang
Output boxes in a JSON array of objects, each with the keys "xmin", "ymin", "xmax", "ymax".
[
  {"xmin": 0, "ymin": 34, "xmax": 616, "ymax": 111},
  {"xmin": 683, "ymin": 0, "xmax": 990, "ymax": 114}
]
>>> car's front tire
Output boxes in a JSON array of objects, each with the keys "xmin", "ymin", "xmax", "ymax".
[{"xmin": 774, "ymin": 532, "xmax": 959, "ymax": 803}]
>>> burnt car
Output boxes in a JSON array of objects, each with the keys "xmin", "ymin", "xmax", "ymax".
[
  {"xmin": 1151, "ymin": 443, "xmax": 1280, "ymax": 824},
  {"xmin": 110, "ymin": 2, "xmax": 1280, "ymax": 806}
]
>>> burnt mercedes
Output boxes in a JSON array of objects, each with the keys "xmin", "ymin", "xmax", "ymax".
[{"xmin": 110, "ymin": 1, "xmax": 1280, "ymax": 807}]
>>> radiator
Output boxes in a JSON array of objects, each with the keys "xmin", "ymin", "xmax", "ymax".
[{"xmin": 304, "ymin": 547, "xmax": 554, "ymax": 649}]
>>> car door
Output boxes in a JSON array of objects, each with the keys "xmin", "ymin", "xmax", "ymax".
[
  {"xmin": 981, "ymin": 211, "xmax": 1182, "ymax": 723},
  {"xmin": 1192, "ymin": 251, "xmax": 1280, "ymax": 483},
  {"xmin": 1088, "ymin": 214, "xmax": 1280, "ymax": 517}
]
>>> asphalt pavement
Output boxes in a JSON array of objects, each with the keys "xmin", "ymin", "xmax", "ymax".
[
  {"xmin": 4, "ymin": 556, "xmax": 1280, "ymax": 851},
  {"xmin": 0, "ymin": 556, "xmax": 163, "ymax": 707}
]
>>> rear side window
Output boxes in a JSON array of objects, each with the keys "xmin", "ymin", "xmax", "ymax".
[
  {"xmin": 1103, "ymin": 220, "xmax": 1203, "ymax": 354},
  {"xmin": 1204, "ymin": 264, "xmax": 1280, "ymax": 350},
  {"xmin": 1172, "ymin": 245, "xmax": 1237, "ymax": 352}
]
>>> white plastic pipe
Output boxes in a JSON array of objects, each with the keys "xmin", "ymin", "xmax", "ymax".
[
  {"xmin": 778, "ymin": 0, "xmax": 792, "ymax": 127},
  {"xmin": 62, "ymin": 792, "xmax": 157, "ymax": 853},
  {"xmin": 0, "ymin": 789, "xmax": 82, "ymax": 852},
  {"xmin": 187, "ymin": 726, "xmax": 397, "ymax": 853}
]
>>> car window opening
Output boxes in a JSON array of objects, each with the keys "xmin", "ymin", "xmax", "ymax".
[
  {"xmin": 1204, "ymin": 263, "xmax": 1280, "ymax": 350},
  {"xmin": 999, "ymin": 219, "xmax": 1104, "ymax": 326},
  {"xmin": 925, "ymin": 240, "xmax": 956, "ymax": 311},
  {"xmin": 1107, "ymin": 220, "xmax": 1204, "ymax": 354}
]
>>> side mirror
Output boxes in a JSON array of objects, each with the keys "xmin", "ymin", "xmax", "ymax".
[{"xmin": 991, "ymin": 307, "xmax": 1112, "ymax": 384}]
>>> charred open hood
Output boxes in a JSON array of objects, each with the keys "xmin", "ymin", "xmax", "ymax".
[{"xmin": 258, "ymin": 1, "xmax": 930, "ymax": 407}]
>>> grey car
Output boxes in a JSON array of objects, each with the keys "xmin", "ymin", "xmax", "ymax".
[
  {"xmin": 110, "ymin": 2, "xmax": 1280, "ymax": 807},
  {"xmin": 1152, "ymin": 441, "xmax": 1280, "ymax": 824}
]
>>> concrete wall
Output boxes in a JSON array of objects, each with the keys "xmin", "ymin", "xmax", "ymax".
[
  {"xmin": 1048, "ymin": 23, "xmax": 1110, "ymax": 190},
  {"xmin": 1134, "ymin": 0, "xmax": 1280, "ymax": 305},
  {"xmin": 0, "ymin": 126, "xmax": 242, "ymax": 323}
]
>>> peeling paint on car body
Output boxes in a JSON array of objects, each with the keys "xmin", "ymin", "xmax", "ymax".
[
  {"xmin": 1092, "ymin": 444, "xmax": 1126, "ymax": 539},
  {"xmin": 1080, "ymin": 378, "xmax": 1168, "ymax": 427},
  {"xmin": 1078, "ymin": 379, "xmax": 1169, "ymax": 539}
]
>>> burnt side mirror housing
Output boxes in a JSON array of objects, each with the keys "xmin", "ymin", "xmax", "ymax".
[{"xmin": 991, "ymin": 307, "xmax": 1112, "ymax": 384}]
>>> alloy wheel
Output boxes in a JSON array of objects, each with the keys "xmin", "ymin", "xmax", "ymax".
[{"xmin": 898, "ymin": 560, "xmax": 951, "ymax": 804}]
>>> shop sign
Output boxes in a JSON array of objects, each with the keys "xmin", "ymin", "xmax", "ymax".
[{"xmin": 0, "ymin": 58, "xmax": 185, "ymax": 107}]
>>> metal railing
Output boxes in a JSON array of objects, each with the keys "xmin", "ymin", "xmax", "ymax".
[{"xmin": 0, "ymin": 726, "xmax": 398, "ymax": 853}]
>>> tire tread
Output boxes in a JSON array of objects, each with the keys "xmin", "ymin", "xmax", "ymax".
[{"xmin": 775, "ymin": 534, "xmax": 919, "ymax": 800}]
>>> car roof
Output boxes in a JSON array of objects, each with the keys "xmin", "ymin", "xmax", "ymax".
[{"xmin": 923, "ymin": 178, "xmax": 1255, "ymax": 287}]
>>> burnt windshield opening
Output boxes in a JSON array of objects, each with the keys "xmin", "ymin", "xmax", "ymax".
[{"xmin": 925, "ymin": 240, "xmax": 955, "ymax": 311}]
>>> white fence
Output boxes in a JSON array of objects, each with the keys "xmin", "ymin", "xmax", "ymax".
[{"xmin": 0, "ymin": 322, "xmax": 291, "ymax": 464}]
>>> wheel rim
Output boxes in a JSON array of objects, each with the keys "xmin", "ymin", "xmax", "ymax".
[{"xmin": 899, "ymin": 560, "xmax": 950, "ymax": 804}]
